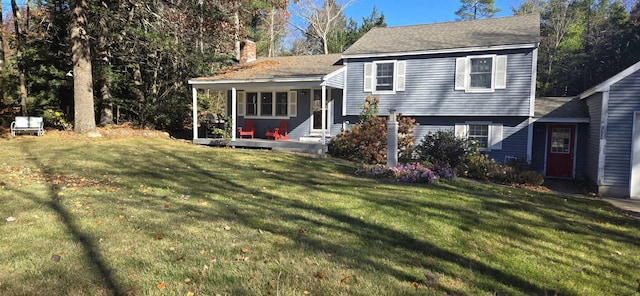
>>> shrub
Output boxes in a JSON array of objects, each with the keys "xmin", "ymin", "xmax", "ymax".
[
  {"xmin": 328, "ymin": 96, "xmax": 417, "ymax": 165},
  {"xmin": 355, "ymin": 162, "xmax": 455, "ymax": 183},
  {"xmin": 415, "ymin": 130, "xmax": 467, "ymax": 168},
  {"xmin": 42, "ymin": 109, "xmax": 72, "ymax": 130},
  {"xmin": 460, "ymin": 144, "xmax": 544, "ymax": 186}
]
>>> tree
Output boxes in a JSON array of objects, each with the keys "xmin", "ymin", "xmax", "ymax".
[
  {"xmin": 71, "ymin": 0, "xmax": 96, "ymax": 132},
  {"xmin": 455, "ymin": 0, "xmax": 502, "ymax": 20},
  {"xmin": 290, "ymin": 0, "xmax": 355, "ymax": 54},
  {"xmin": 11, "ymin": 0, "xmax": 28, "ymax": 116}
]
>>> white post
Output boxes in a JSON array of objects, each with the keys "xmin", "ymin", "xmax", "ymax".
[
  {"xmin": 321, "ymin": 85, "xmax": 327, "ymax": 144},
  {"xmin": 387, "ymin": 109, "xmax": 398, "ymax": 167},
  {"xmin": 192, "ymin": 86, "xmax": 198, "ymax": 140},
  {"xmin": 231, "ymin": 87, "xmax": 237, "ymax": 141}
]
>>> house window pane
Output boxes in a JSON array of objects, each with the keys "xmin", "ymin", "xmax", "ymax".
[
  {"xmin": 468, "ymin": 124, "xmax": 489, "ymax": 148},
  {"xmin": 376, "ymin": 63, "xmax": 394, "ymax": 91},
  {"xmin": 275, "ymin": 92, "xmax": 288, "ymax": 116},
  {"xmin": 261, "ymin": 92, "xmax": 273, "ymax": 116},
  {"xmin": 470, "ymin": 57, "xmax": 492, "ymax": 88},
  {"xmin": 551, "ymin": 128, "xmax": 571, "ymax": 153},
  {"xmin": 246, "ymin": 92, "xmax": 258, "ymax": 116}
]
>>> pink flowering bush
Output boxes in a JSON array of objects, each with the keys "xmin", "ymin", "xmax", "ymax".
[{"xmin": 355, "ymin": 162, "xmax": 455, "ymax": 183}]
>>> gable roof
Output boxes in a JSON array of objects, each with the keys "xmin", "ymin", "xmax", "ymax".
[
  {"xmin": 343, "ymin": 14, "xmax": 540, "ymax": 58},
  {"xmin": 189, "ymin": 54, "xmax": 343, "ymax": 84},
  {"xmin": 579, "ymin": 60, "xmax": 640, "ymax": 99}
]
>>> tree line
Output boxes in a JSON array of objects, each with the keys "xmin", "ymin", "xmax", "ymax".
[{"xmin": 0, "ymin": 0, "xmax": 638, "ymax": 133}]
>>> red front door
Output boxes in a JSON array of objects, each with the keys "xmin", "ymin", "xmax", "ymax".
[{"xmin": 546, "ymin": 125, "xmax": 575, "ymax": 178}]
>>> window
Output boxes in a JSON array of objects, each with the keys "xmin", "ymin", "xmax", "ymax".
[
  {"xmin": 363, "ymin": 61, "xmax": 406, "ymax": 93},
  {"xmin": 455, "ymin": 123, "xmax": 503, "ymax": 151},
  {"xmin": 468, "ymin": 124, "xmax": 489, "ymax": 148},
  {"xmin": 246, "ymin": 92, "xmax": 258, "ymax": 116},
  {"xmin": 376, "ymin": 63, "xmax": 394, "ymax": 91},
  {"xmin": 275, "ymin": 92, "xmax": 288, "ymax": 116},
  {"xmin": 469, "ymin": 58, "xmax": 492, "ymax": 89},
  {"xmin": 237, "ymin": 91, "xmax": 297, "ymax": 118},
  {"xmin": 550, "ymin": 128, "xmax": 571, "ymax": 153},
  {"xmin": 455, "ymin": 55, "xmax": 507, "ymax": 92},
  {"xmin": 260, "ymin": 92, "xmax": 273, "ymax": 116}
]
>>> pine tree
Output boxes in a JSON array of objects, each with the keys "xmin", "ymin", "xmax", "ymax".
[{"xmin": 455, "ymin": 0, "xmax": 501, "ymax": 20}]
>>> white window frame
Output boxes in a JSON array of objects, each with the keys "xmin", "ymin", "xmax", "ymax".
[
  {"xmin": 454, "ymin": 122, "xmax": 503, "ymax": 151},
  {"xmin": 455, "ymin": 55, "xmax": 507, "ymax": 93},
  {"xmin": 239, "ymin": 89, "xmax": 297, "ymax": 119},
  {"xmin": 363, "ymin": 60, "xmax": 406, "ymax": 94}
]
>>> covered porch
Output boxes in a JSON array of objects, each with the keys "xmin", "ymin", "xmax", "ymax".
[{"xmin": 188, "ymin": 53, "xmax": 346, "ymax": 152}]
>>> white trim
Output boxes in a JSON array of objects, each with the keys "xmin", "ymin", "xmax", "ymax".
[
  {"xmin": 465, "ymin": 55, "xmax": 497, "ymax": 93},
  {"xmin": 460, "ymin": 121, "xmax": 501, "ymax": 152},
  {"xmin": 189, "ymin": 77, "xmax": 325, "ymax": 85},
  {"xmin": 529, "ymin": 48, "xmax": 538, "ymax": 117},
  {"xmin": 371, "ymin": 60, "xmax": 398, "ymax": 94},
  {"xmin": 342, "ymin": 62, "xmax": 348, "ymax": 117},
  {"xmin": 322, "ymin": 66, "xmax": 346, "ymax": 81},
  {"xmin": 631, "ymin": 111, "xmax": 640, "ymax": 198},
  {"xmin": 321, "ymin": 85, "xmax": 327, "ymax": 144},
  {"xmin": 526, "ymin": 118, "xmax": 534, "ymax": 162},
  {"xmin": 580, "ymin": 60, "xmax": 640, "ymax": 99},
  {"xmin": 544, "ymin": 124, "xmax": 580, "ymax": 179},
  {"xmin": 192, "ymin": 87, "xmax": 198, "ymax": 140},
  {"xmin": 231, "ymin": 87, "xmax": 237, "ymax": 141},
  {"xmin": 532, "ymin": 117, "xmax": 590, "ymax": 123},
  {"xmin": 342, "ymin": 43, "xmax": 538, "ymax": 59},
  {"xmin": 597, "ymin": 91, "xmax": 610, "ymax": 185},
  {"xmin": 240, "ymin": 90, "xmax": 296, "ymax": 118}
]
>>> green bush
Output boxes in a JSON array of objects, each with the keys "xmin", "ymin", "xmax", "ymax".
[
  {"xmin": 42, "ymin": 109, "xmax": 72, "ymax": 130},
  {"xmin": 460, "ymin": 144, "xmax": 544, "ymax": 186},
  {"xmin": 415, "ymin": 130, "xmax": 467, "ymax": 168}
]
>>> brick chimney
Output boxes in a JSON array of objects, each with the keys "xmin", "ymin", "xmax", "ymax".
[{"xmin": 239, "ymin": 39, "xmax": 256, "ymax": 64}]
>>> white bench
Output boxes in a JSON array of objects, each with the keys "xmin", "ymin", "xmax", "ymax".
[{"xmin": 11, "ymin": 116, "xmax": 45, "ymax": 136}]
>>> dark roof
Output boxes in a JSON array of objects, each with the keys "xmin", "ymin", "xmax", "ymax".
[
  {"xmin": 190, "ymin": 54, "xmax": 343, "ymax": 82},
  {"xmin": 343, "ymin": 14, "xmax": 540, "ymax": 56},
  {"xmin": 534, "ymin": 97, "xmax": 589, "ymax": 119}
]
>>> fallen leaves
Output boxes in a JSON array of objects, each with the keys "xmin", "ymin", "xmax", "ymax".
[
  {"xmin": 6, "ymin": 216, "xmax": 16, "ymax": 222},
  {"xmin": 340, "ymin": 276, "xmax": 352, "ymax": 284},
  {"xmin": 157, "ymin": 282, "xmax": 166, "ymax": 290}
]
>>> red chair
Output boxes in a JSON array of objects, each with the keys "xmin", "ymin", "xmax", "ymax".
[
  {"xmin": 266, "ymin": 120, "xmax": 289, "ymax": 140},
  {"xmin": 238, "ymin": 119, "xmax": 255, "ymax": 139}
]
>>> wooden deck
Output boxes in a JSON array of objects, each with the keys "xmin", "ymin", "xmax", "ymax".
[{"xmin": 193, "ymin": 138, "xmax": 327, "ymax": 155}]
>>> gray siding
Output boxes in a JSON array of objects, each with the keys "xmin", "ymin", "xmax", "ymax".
[
  {"xmin": 585, "ymin": 93, "xmax": 603, "ymax": 184},
  {"xmin": 603, "ymin": 70, "xmax": 640, "ymax": 187},
  {"xmin": 325, "ymin": 69, "xmax": 345, "ymax": 89},
  {"xmin": 344, "ymin": 49, "xmax": 535, "ymax": 117},
  {"xmin": 412, "ymin": 116, "xmax": 530, "ymax": 162}
]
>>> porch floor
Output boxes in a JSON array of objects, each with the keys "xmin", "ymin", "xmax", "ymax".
[{"xmin": 193, "ymin": 138, "xmax": 327, "ymax": 155}]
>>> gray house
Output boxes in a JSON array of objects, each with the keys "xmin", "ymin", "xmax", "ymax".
[
  {"xmin": 189, "ymin": 14, "xmax": 541, "ymax": 160},
  {"xmin": 578, "ymin": 61, "xmax": 640, "ymax": 198}
]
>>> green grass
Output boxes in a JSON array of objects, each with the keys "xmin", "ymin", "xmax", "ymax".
[{"xmin": 1, "ymin": 133, "xmax": 639, "ymax": 295}]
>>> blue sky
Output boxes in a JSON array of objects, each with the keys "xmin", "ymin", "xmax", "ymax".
[
  {"xmin": 344, "ymin": 0, "xmax": 521, "ymax": 26},
  {"xmin": 2, "ymin": 0, "xmax": 522, "ymax": 27}
]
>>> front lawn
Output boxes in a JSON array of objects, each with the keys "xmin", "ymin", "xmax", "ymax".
[{"xmin": 1, "ymin": 132, "xmax": 638, "ymax": 295}]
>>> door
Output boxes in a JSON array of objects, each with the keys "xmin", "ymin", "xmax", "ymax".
[
  {"xmin": 546, "ymin": 125, "xmax": 576, "ymax": 178},
  {"xmin": 310, "ymin": 89, "xmax": 331, "ymax": 135},
  {"xmin": 631, "ymin": 112, "xmax": 640, "ymax": 198}
]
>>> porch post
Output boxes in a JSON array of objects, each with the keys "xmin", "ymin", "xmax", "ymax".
[
  {"xmin": 192, "ymin": 86, "xmax": 198, "ymax": 140},
  {"xmin": 321, "ymin": 85, "xmax": 327, "ymax": 144},
  {"xmin": 231, "ymin": 87, "xmax": 237, "ymax": 141}
]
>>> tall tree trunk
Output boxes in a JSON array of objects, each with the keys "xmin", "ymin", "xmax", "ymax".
[
  {"xmin": 0, "ymin": 4, "xmax": 4, "ymax": 70},
  {"xmin": 11, "ymin": 0, "xmax": 28, "ymax": 116},
  {"xmin": 268, "ymin": 8, "xmax": 276, "ymax": 57},
  {"xmin": 234, "ymin": 1, "xmax": 240, "ymax": 61},
  {"xmin": 71, "ymin": 0, "xmax": 96, "ymax": 132},
  {"xmin": 98, "ymin": 0, "xmax": 114, "ymax": 126}
]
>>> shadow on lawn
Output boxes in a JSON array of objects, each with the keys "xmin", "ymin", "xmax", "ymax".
[
  {"xmin": 20, "ymin": 144, "xmax": 124, "ymax": 296},
  {"xmin": 14, "ymin": 140, "xmax": 639, "ymax": 295}
]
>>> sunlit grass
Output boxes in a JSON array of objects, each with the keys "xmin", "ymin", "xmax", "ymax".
[{"xmin": 0, "ymin": 133, "xmax": 639, "ymax": 295}]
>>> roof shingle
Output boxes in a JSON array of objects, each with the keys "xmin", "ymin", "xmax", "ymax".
[{"xmin": 343, "ymin": 14, "xmax": 540, "ymax": 56}]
